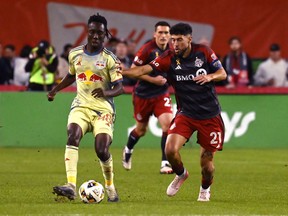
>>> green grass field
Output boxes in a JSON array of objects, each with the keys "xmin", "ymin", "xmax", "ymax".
[{"xmin": 0, "ymin": 147, "xmax": 287, "ymax": 215}]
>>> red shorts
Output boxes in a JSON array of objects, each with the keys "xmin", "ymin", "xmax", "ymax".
[
  {"xmin": 133, "ymin": 93, "xmax": 173, "ymax": 123},
  {"xmin": 168, "ymin": 114, "xmax": 225, "ymax": 152}
]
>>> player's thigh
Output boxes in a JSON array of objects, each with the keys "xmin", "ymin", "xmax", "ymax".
[
  {"xmin": 158, "ymin": 112, "xmax": 173, "ymax": 132},
  {"xmin": 92, "ymin": 112, "xmax": 114, "ymax": 140},
  {"xmin": 197, "ymin": 114, "xmax": 225, "ymax": 152},
  {"xmin": 133, "ymin": 94, "xmax": 154, "ymax": 123},
  {"xmin": 67, "ymin": 107, "xmax": 90, "ymax": 136},
  {"xmin": 166, "ymin": 133, "xmax": 187, "ymax": 153},
  {"xmin": 168, "ymin": 114, "xmax": 195, "ymax": 142},
  {"xmin": 153, "ymin": 93, "xmax": 173, "ymax": 119}
]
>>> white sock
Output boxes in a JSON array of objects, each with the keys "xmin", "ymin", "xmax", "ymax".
[
  {"xmin": 125, "ymin": 146, "xmax": 133, "ymax": 154},
  {"xmin": 161, "ymin": 160, "xmax": 169, "ymax": 167}
]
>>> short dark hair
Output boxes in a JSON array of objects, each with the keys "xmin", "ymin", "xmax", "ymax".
[
  {"xmin": 88, "ymin": 13, "xmax": 112, "ymax": 38},
  {"xmin": 170, "ymin": 23, "xmax": 192, "ymax": 35},
  {"xmin": 155, "ymin": 21, "xmax": 170, "ymax": 31},
  {"xmin": 228, "ymin": 36, "xmax": 241, "ymax": 44}
]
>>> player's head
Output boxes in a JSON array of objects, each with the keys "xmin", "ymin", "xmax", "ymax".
[
  {"xmin": 154, "ymin": 21, "xmax": 170, "ymax": 48},
  {"xmin": 228, "ymin": 36, "xmax": 242, "ymax": 52},
  {"xmin": 170, "ymin": 23, "xmax": 192, "ymax": 56},
  {"xmin": 87, "ymin": 13, "xmax": 112, "ymax": 49}
]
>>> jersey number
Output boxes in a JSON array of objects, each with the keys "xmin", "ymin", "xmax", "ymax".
[
  {"xmin": 210, "ymin": 132, "xmax": 222, "ymax": 145},
  {"xmin": 164, "ymin": 97, "xmax": 172, "ymax": 107}
]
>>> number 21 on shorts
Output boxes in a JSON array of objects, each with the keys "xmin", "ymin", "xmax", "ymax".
[{"xmin": 210, "ymin": 131, "xmax": 222, "ymax": 149}]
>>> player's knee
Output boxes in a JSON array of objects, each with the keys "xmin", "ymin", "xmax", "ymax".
[
  {"xmin": 95, "ymin": 146, "xmax": 109, "ymax": 161},
  {"xmin": 165, "ymin": 143, "xmax": 176, "ymax": 158},
  {"xmin": 135, "ymin": 127, "xmax": 146, "ymax": 137},
  {"xmin": 67, "ymin": 132, "xmax": 81, "ymax": 147}
]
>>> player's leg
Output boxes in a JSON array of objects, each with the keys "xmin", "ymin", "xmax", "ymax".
[
  {"xmin": 158, "ymin": 112, "xmax": 174, "ymax": 174},
  {"xmin": 95, "ymin": 133, "xmax": 119, "ymax": 202},
  {"xmin": 122, "ymin": 121, "xmax": 148, "ymax": 170},
  {"xmin": 165, "ymin": 133, "xmax": 189, "ymax": 196},
  {"xmin": 197, "ymin": 147, "xmax": 215, "ymax": 201},
  {"xmin": 93, "ymin": 112, "xmax": 119, "ymax": 202},
  {"xmin": 123, "ymin": 94, "xmax": 152, "ymax": 170},
  {"xmin": 53, "ymin": 110, "xmax": 87, "ymax": 200},
  {"xmin": 196, "ymin": 114, "xmax": 225, "ymax": 201}
]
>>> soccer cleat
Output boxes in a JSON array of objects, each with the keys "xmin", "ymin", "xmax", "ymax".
[
  {"xmin": 105, "ymin": 184, "xmax": 119, "ymax": 202},
  {"xmin": 53, "ymin": 183, "xmax": 76, "ymax": 200},
  {"xmin": 166, "ymin": 170, "xmax": 189, "ymax": 196},
  {"xmin": 122, "ymin": 148, "xmax": 132, "ymax": 170},
  {"xmin": 160, "ymin": 163, "xmax": 174, "ymax": 174},
  {"xmin": 197, "ymin": 186, "xmax": 211, "ymax": 202}
]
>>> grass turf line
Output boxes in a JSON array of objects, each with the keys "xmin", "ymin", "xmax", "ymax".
[{"xmin": 0, "ymin": 147, "xmax": 287, "ymax": 215}]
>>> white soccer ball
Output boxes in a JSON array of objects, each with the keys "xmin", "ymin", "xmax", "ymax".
[{"xmin": 78, "ymin": 180, "xmax": 105, "ymax": 204}]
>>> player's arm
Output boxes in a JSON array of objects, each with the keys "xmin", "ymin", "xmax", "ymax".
[
  {"xmin": 193, "ymin": 67, "xmax": 227, "ymax": 85},
  {"xmin": 122, "ymin": 64, "xmax": 153, "ymax": 78},
  {"xmin": 47, "ymin": 73, "xmax": 75, "ymax": 101},
  {"xmin": 130, "ymin": 63, "xmax": 166, "ymax": 86},
  {"xmin": 91, "ymin": 82, "xmax": 124, "ymax": 98}
]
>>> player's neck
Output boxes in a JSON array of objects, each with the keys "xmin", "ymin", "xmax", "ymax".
[
  {"xmin": 85, "ymin": 44, "xmax": 103, "ymax": 54},
  {"xmin": 182, "ymin": 45, "xmax": 192, "ymax": 58},
  {"xmin": 156, "ymin": 42, "xmax": 167, "ymax": 51}
]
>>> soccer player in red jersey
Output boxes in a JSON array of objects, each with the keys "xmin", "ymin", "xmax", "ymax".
[
  {"xmin": 122, "ymin": 21, "xmax": 174, "ymax": 174},
  {"xmin": 121, "ymin": 23, "xmax": 227, "ymax": 201}
]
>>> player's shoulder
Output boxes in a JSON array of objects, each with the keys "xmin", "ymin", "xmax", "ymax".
[
  {"xmin": 159, "ymin": 48, "xmax": 174, "ymax": 59},
  {"xmin": 192, "ymin": 43, "xmax": 211, "ymax": 52},
  {"xmin": 102, "ymin": 47, "xmax": 118, "ymax": 62},
  {"xmin": 139, "ymin": 39, "xmax": 158, "ymax": 52},
  {"xmin": 70, "ymin": 45, "xmax": 84, "ymax": 55}
]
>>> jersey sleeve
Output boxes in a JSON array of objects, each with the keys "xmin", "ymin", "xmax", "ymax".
[
  {"xmin": 205, "ymin": 47, "xmax": 223, "ymax": 72},
  {"xmin": 133, "ymin": 43, "xmax": 150, "ymax": 66},
  {"xmin": 108, "ymin": 56, "xmax": 123, "ymax": 85},
  {"xmin": 68, "ymin": 51, "xmax": 76, "ymax": 75},
  {"xmin": 148, "ymin": 50, "xmax": 171, "ymax": 73}
]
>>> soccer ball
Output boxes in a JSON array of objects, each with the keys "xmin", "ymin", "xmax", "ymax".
[{"xmin": 78, "ymin": 180, "xmax": 105, "ymax": 204}]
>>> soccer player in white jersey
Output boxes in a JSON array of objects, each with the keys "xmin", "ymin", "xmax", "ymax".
[{"xmin": 47, "ymin": 14, "xmax": 123, "ymax": 202}]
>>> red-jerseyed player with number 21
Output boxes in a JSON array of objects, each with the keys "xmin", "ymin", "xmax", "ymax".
[{"xmin": 121, "ymin": 23, "xmax": 227, "ymax": 201}]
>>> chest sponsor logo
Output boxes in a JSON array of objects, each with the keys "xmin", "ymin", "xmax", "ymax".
[
  {"xmin": 175, "ymin": 69, "xmax": 207, "ymax": 81},
  {"xmin": 77, "ymin": 70, "xmax": 103, "ymax": 84}
]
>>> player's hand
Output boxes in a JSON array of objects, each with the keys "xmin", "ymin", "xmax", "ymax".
[
  {"xmin": 153, "ymin": 75, "xmax": 167, "ymax": 86},
  {"xmin": 92, "ymin": 88, "xmax": 106, "ymax": 98},
  {"xmin": 115, "ymin": 61, "xmax": 123, "ymax": 74},
  {"xmin": 193, "ymin": 75, "xmax": 212, "ymax": 85},
  {"xmin": 47, "ymin": 90, "xmax": 56, "ymax": 102}
]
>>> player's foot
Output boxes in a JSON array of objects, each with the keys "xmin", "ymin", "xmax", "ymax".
[
  {"xmin": 166, "ymin": 170, "xmax": 189, "ymax": 196},
  {"xmin": 53, "ymin": 183, "xmax": 76, "ymax": 200},
  {"xmin": 160, "ymin": 162, "xmax": 173, "ymax": 174},
  {"xmin": 105, "ymin": 184, "xmax": 119, "ymax": 202},
  {"xmin": 197, "ymin": 186, "xmax": 211, "ymax": 202},
  {"xmin": 122, "ymin": 147, "xmax": 132, "ymax": 170}
]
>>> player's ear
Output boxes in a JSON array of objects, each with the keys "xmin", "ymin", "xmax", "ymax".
[{"xmin": 188, "ymin": 35, "xmax": 192, "ymax": 43}]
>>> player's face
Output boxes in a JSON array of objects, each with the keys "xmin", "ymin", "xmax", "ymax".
[
  {"xmin": 171, "ymin": 34, "xmax": 192, "ymax": 56},
  {"xmin": 154, "ymin": 26, "xmax": 170, "ymax": 47},
  {"xmin": 87, "ymin": 22, "xmax": 106, "ymax": 50}
]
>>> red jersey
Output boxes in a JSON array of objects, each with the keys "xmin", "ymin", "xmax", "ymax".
[
  {"xmin": 133, "ymin": 39, "xmax": 171, "ymax": 98},
  {"xmin": 149, "ymin": 43, "xmax": 223, "ymax": 120}
]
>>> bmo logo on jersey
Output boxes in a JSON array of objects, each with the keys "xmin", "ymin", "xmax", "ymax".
[{"xmin": 175, "ymin": 69, "xmax": 207, "ymax": 81}]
